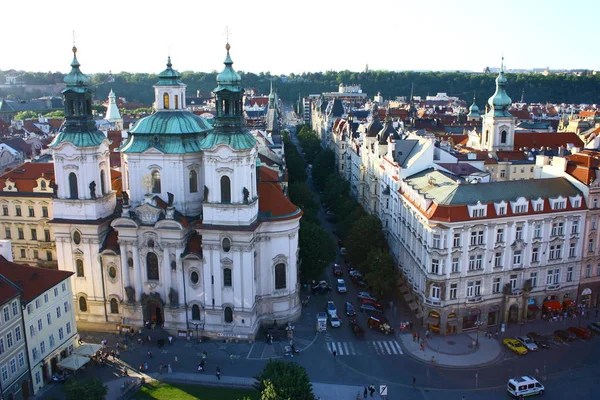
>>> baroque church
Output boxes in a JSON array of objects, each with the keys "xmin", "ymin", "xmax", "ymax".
[{"xmin": 49, "ymin": 44, "xmax": 302, "ymax": 340}]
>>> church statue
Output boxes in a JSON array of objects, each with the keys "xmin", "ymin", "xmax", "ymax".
[
  {"xmin": 51, "ymin": 183, "xmax": 58, "ymax": 195},
  {"xmin": 122, "ymin": 191, "xmax": 130, "ymax": 206},
  {"xmin": 89, "ymin": 181, "xmax": 96, "ymax": 199},
  {"xmin": 125, "ymin": 286, "xmax": 135, "ymax": 303},
  {"xmin": 243, "ymin": 187, "xmax": 249, "ymax": 204},
  {"xmin": 169, "ymin": 288, "xmax": 179, "ymax": 307},
  {"xmin": 203, "ymin": 185, "xmax": 209, "ymax": 201},
  {"xmin": 167, "ymin": 192, "xmax": 174, "ymax": 207}
]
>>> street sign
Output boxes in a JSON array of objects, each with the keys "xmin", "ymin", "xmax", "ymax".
[{"xmin": 380, "ymin": 385, "xmax": 388, "ymax": 395}]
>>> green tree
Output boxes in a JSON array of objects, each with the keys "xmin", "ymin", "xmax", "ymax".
[
  {"xmin": 92, "ymin": 104, "xmax": 107, "ymax": 114},
  {"xmin": 345, "ymin": 215, "xmax": 386, "ymax": 266},
  {"xmin": 298, "ymin": 221, "xmax": 335, "ymax": 280},
  {"xmin": 43, "ymin": 110, "xmax": 65, "ymax": 118},
  {"xmin": 362, "ymin": 249, "xmax": 396, "ymax": 299},
  {"xmin": 289, "ymin": 182, "xmax": 317, "ymax": 211},
  {"xmin": 311, "ymin": 149, "xmax": 335, "ymax": 190},
  {"xmin": 13, "ymin": 110, "xmax": 38, "ymax": 121},
  {"xmin": 62, "ymin": 378, "xmax": 108, "ymax": 400},
  {"xmin": 254, "ymin": 360, "xmax": 315, "ymax": 400}
]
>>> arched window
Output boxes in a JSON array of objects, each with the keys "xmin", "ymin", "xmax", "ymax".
[
  {"xmin": 73, "ymin": 231, "xmax": 81, "ymax": 245},
  {"xmin": 163, "ymin": 93, "xmax": 169, "ymax": 109},
  {"xmin": 174, "ymin": 95, "xmax": 179, "ymax": 110},
  {"xmin": 100, "ymin": 170, "xmax": 106, "ymax": 195},
  {"xmin": 484, "ymin": 130, "xmax": 489, "ymax": 144},
  {"xmin": 78, "ymin": 297, "xmax": 87, "ymax": 312},
  {"xmin": 151, "ymin": 170, "xmax": 161, "ymax": 193},
  {"xmin": 110, "ymin": 298, "xmax": 119, "ymax": 314},
  {"xmin": 76, "ymin": 259, "xmax": 84, "ymax": 277},
  {"xmin": 146, "ymin": 252, "xmax": 159, "ymax": 281},
  {"xmin": 189, "ymin": 170, "xmax": 198, "ymax": 193},
  {"xmin": 224, "ymin": 306, "xmax": 233, "ymax": 323},
  {"xmin": 275, "ymin": 263, "xmax": 286, "ymax": 290},
  {"xmin": 223, "ymin": 268, "xmax": 232, "ymax": 287},
  {"xmin": 69, "ymin": 172, "xmax": 78, "ymax": 199},
  {"xmin": 41, "ymin": 180, "xmax": 46, "ymax": 190},
  {"xmin": 501, "ymin": 130, "xmax": 507, "ymax": 144},
  {"xmin": 191, "ymin": 304, "xmax": 200, "ymax": 320},
  {"xmin": 220, "ymin": 176, "xmax": 231, "ymax": 203}
]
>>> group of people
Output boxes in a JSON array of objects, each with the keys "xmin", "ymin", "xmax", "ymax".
[
  {"xmin": 356, "ymin": 384, "xmax": 377, "ymax": 398},
  {"xmin": 91, "ymin": 349, "xmax": 118, "ymax": 366}
]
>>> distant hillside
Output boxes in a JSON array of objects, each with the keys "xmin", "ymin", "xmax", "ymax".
[{"xmin": 1, "ymin": 69, "xmax": 599, "ymax": 106}]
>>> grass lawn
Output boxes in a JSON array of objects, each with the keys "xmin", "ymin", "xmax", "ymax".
[{"xmin": 133, "ymin": 382, "xmax": 260, "ymax": 400}]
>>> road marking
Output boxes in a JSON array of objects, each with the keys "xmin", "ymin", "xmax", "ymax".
[
  {"xmin": 392, "ymin": 341, "xmax": 403, "ymax": 354},
  {"xmin": 382, "ymin": 341, "xmax": 393, "ymax": 354},
  {"xmin": 161, "ymin": 350, "xmax": 168, "ymax": 354},
  {"xmin": 343, "ymin": 342, "xmax": 350, "ymax": 355}
]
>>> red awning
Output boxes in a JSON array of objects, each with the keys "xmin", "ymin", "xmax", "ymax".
[
  {"xmin": 543, "ymin": 300, "xmax": 562, "ymax": 311},
  {"xmin": 563, "ymin": 299, "xmax": 576, "ymax": 308},
  {"xmin": 528, "ymin": 305, "xmax": 540, "ymax": 312}
]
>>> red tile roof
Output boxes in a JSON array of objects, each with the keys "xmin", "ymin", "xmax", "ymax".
[
  {"xmin": 184, "ymin": 234, "xmax": 203, "ymax": 258},
  {"xmin": 514, "ymin": 132, "xmax": 583, "ymax": 149},
  {"xmin": 565, "ymin": 150, "xmax": 600, "ymax": 185},
  {"xmin": 0, "ymin": 257, "xmax": 72, "ymax": 303},
  {"xmin": 0, "ymin": 274, "xmax": 21, "ymax": 305},
  {"xmin": 110, "ymin": 169, "xmax": 123, "ymax": 197},
  {"xmin": 258, "ymin": 182, "xmax": 302, "ymax": 221},
  {"xmin": 259, "ymin": 166, "xmax": 279, "ymax": 182},
  {"xmin": 0, "ymin": 162, "xmax": 55, "ymax": 193},
  {"xmin": 509, "ymin": 109, "xmax": 532, "ymax": 120}
]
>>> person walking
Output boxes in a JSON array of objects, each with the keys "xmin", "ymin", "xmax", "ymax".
[
  {"xmin": 168, "ymin": 335, "xmax": 173, "ymax": 345},
  {"xmin": 412, "ymin": 376, "xmax": 416, "ymax": 388},
  {"xmin": 368, "ymin": 384, "xmax": 375, "ymax": 397},
  {"xmin": 167, "ymin": 363, "xmax": 172, "ymax": 373},
  {"xmin": 363, "ymin": 387, "xmax": 368, "ymax": 398},
  {"xmin": 230, "ymin": 354, "xmax": 235, "ymax": 364},
  {"xmin": 216, "ymin": 367, "xmax": 221, "ymax": 380},
  {"xmin": 174, "ymin": 356, "xmax": 178, "ymax": 364},
  {"xmin": 332, "ymin": 349, "xmax": 337, "ymax": 359},
  {"xmin": 417, "ymin": 332, "xmax": 421, "ymax": 341},
  {"xmin": 412, "ymin": 332, "xmax": 416, "ymax": 342}
]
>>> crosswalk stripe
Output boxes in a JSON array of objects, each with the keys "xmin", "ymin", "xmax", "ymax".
[
  {"xmin": 343, "ymin": 342, "xmax": 350, "ymax": 355},
  {"xmin": 376, "ymin": 341, "xmax": 384, "ymax": 354},
  {"xmin": 382, "ymin": 341, "xmax": 392, "ymax": 354},
  {"xmin": 386, "ymin": 341, "xmax": 397, "ymax": 354},
  {"xmin": 337, "ymin": 342, "xmax": 344, "ymax": 355},
  {"xmin": 392, "ymin": 341, "xmax": 403, "ymax": 354},
  {"xmin": 348, "ymin": 342, "xmax": 356, "ymax": 355},
  {"xmin": 327, "ymin": 342, "xmax": 333, "ymax": 353}
]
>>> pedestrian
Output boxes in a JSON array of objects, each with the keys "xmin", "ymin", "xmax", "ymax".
[
  {"xmin": 147, "ymin": 350, "xmax": 152, "ymax": 359},
  {"xmin": 369, "ymin": 384, "xmax": 375, "ymax": 397},
  {"xmin": 167, "ymin": 363, "xmax": 172, "ymax": 373},
  {"xmin": 168, "ymin": 335, "xmax": 173, "ymax": 345},
  {"xmin": 197, "ymin": 362, "xmax": 203, "ymax": 372},
  {"xmin": 138, "ymin": 328, "xmax": 142, "ymax": 336},
  {"xmin": 202, "ymin": 350, "xmax": 207, "ymax": 361},
  {"xmin": 174, "ymin": 356, "xmax": 178, "ymax": 364},
  {"xmin": 332, "ymin": 349, "xmax": 337, "ymax": 358},
  {"xmin": 412, "ymin": 376, "xmax": 416, "ymax": 388},
  {"xmin": 412, "ymin": 332, "xmax": 416, "ymax": 342},
  {"xmin": 216, "ymin": 367, "xmax": 221, "ymax": 380},
  {"xmin": 230, "ymin": 354, "xmax": 234, "ymax": 364},
  {"xmin": 363, "ymin": 386, "xmax": 368, "ymax": 398},
  {"xmin": 147, "ymin": 335, "xmax": 151, "ymax": 343},
  {"xmin": 417, "ymin": 332, "xmax": 421, "ymax": 341}
]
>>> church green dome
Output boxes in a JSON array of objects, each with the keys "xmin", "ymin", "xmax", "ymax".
[
  {"xmin": 215, "ymin": 43, "xmax": 242, "ymax": 92},
  {"xmin": 486, "ymin": 61, "xmax": 513, "ymax": 117},
  {"xmin": 129, "ymin": 111, "xmax": 212, "ymax": 136},
  {"xmin": 63, "ymin": 47, "xmax": 91, "ymax": 88},
  {"xmin": 156, "ymin": 57, "xmax": 184, "ymax": 86}
]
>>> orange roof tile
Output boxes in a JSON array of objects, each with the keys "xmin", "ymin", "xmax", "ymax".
[
  {"xmin": 259, "ymin": 167, "xmax": 279, "ymax": 182},
  {"xmin": 0, "ymin": 163, "xmax": 55, "ymax": 193},
  {"xmin": 0, "ymin": 274, "xmax": 21, "ymax": 305},
  {"xmin": 258, "ymin": 182, "xmax": 302, "ymax": 221},
  {"xmin": 514, "ymin": 132, "xmax": 583, "ymax": 149},
  {"xmin": 0, "ymin": 257, "xmax": 72, "ymax": 303}
]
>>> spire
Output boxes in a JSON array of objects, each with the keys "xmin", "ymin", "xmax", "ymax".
[
  {"xmin": 213, "ymin": 42, "xmax": 244, "ymax": 129},
  {"xmin": 486, "ymin": 56, "xmax": 512, "ymax": 116},
  {"xmin": 64, "ymin": 46, "xmax": 90, "ymax": 86}
]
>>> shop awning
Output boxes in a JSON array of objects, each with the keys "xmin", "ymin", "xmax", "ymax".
[
  {"xmin": 408, "ymin": 301, "xmax": 418, "ymax": 311},
  {"xmin": 73, "ymin": 343, "xmax": 103, "ymax": 357},
  {"xmin": 57, "ymin": 354, "xmax": 90, "ymax": 371},
  {"xmin": 543, "ymin": 300, "xmax": 562, "ymax": 311},
  {"xmin": 563, "ymin": 299, "xmax": 576, "ymax": 308},
  {"xmin": 527, "ymin": 305, "xmax": 540, "ymax": 312},
  {"xmin": 426, "ymin": 315, "xmax": 440, "ymax": 325}
]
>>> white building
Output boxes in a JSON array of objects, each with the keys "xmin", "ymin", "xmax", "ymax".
[
  {"xmin": 0, "ymin": 255, "xmax": 75, "ymax": 396},
  {"xmin": 49, "ymin": 45, "xmax": 302, "ymax": 341}
]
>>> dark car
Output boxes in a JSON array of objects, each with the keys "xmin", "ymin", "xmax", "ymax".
[
  {"xmin": 333, "ymin": 263, "xmax": 343, "ymax": 277},
  {"xmin": 360, "ymin": 298, "xmax": 384, "ymax": 310},
  {"xmin": 567, "ymin": 326, "xmax": 592, "ymax": 340},
  {"xmin": 526, "ymin": 331, "xmax": 551, "ymax": 348},
  {"xmin": 345, "ymin": 301, "xmax": 356, "ymax": 317},
  {"xmin": 554, "ymin": 329, "xmax": 576, "ymax": 342},
  {"xmin": 357, "ymin": 292, "xmax": 378, "ymax": 302},
  {"xmin": 360, "ymin": 303, "xmax": 384, "ymax": 314},
  {"xmin": 311, "ymin": 281, "xmax": 332, "ymax": 295}
]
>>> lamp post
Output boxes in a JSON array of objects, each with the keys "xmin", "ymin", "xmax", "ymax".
[
  {"xmin": 475, "ymin": 320, "xmax": 483, "ymax": 346},
  {"xmin": 193, "ymin": 323, "xmax": 199, "ymax": 343}
]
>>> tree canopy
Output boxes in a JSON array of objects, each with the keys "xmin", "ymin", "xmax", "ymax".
[
  {"xmin": 345, "ymin": 215, "xmax": 387, "ymax": 266},
  {"xmin": 13, "ymin": 110, "xmax": 38, "ymax": 121},
  {"xmin": 362, "ymin": 249, "xmax": 397, "ymax": 299},
  {"xmin": 254, "ymin": 360, "xmax": 315, "ymax": 400},
  {"xmin": 298, "ymin": 221, "xmax": 336, "ymax": 280}
]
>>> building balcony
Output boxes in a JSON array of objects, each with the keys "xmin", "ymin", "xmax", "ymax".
[
  {"xmin": 424, "ymin": 297, "xmax": 443, "ymax": 307},
  {"xmin": 546, "ymin": 283, "xmax": 561, "ymax": 291},
  {"xmin": 510, "ymin": 289, "xmax": 523, "ymax": 297},
  {"xmin": 465, "ymin": 296, "xmax": 484, "ymax": 304}
]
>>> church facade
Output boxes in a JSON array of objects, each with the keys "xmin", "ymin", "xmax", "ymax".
[{"xmin": 49, "ymin": 45, "xmax": 302, "ymax": 340}]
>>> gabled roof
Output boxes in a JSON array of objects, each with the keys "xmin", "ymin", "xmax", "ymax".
[
  {"xmin": 0, "ymin": 257, "xmax": 72, "ymax": 303},
  {"xmin": 0, "ymin": 274, "xmax": 21, "ymax": 305},
  {"xmin": 0, "ymin": 162, "xmax": 55, "ymax": 193},
  {"xmin": 259, "ymin": 166, "xmax": 279, "ymax": 182}
]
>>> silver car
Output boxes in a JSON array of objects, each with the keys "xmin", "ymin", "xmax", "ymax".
[{"xmin": 516, "ymin": 336, "xmax": 538, "ymax": 352}]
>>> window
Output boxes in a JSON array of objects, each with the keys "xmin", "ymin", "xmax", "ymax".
[
  {"xmin": 222, "ymin": 238, "xmax": 231, "ymax": 252},
  {"xmin": 69, "ymin": 172, "xmax": 78, "ymax": 199},
  {"xmin": 500, "ymin": 130, "xmax": 507, "ymax": 143},
  {"xmin": 0, "ymin": 338, "xmax": 3, "ymax": 355},
  {"xmin": 174, "ymin": 94, "xmax": 179, "ymax": 109},
  {"xmin": 547, "ymin": 269, "xmax": 560, "ymax": 284},
  {"xmin": 4, "ymin": 227, "xmax": 10, "ymax": 239},
  {"xmin": 54, "ymin": 288, "xmax": 58, "ymax": 297},
  {"xmin": 108, "ymin": 266, "xmax": 117, "ymax": 279},
  {"xmin": 515, "ymin": 226, "xmax": 523, "ymax": 241},
  {"xmin": 44, "ymin": 229, "xmax": 51, "ymax": 242},
  {"xmin": 569, "ymin": 242, "xmax": 576, "ymax": 257},
  {"xmin": 62, "ymin": 282, "xmax": 66, "ymax": 292},
  {"xmin": 33, "ymin": 250, "xmax": 38, "ymax": 259},
  {"xmin": 513, "ymin": 250, "xmax": 522, "ymax": 265},
  {"xmin": 59, "ymin": 327, "xmax": 64, "ymax": 340},
  {"xmin": 3, "ymin": 307, "xmax": 9, "ymax": 322},
  {"xmin": 20, "ymin": 249, "xmax": 26, "ymax": 258},
  {"xmin": 146, "ymin": 252, "xmax": 159, "ymax": 280},
  {"xmin": 224, "ymin": 307, "xmax": 233, "ymax": 323},
  {"xmin": 496, "ymin": 229, "xmax": 504, "ymax": 242},
  {"xmin": 18, "ymin": 228, "xmax": 24, "ymax": 240},
  {"xmin": 220, "ymin": 176, "xmax": 231, "ymax": 203},
  {"xmin": 549, "ymin": 244, "xmax": 562, "ymax": 260},
  {"xmin": 64, "ymin": 301, "xmax": 69, "ymax": 313},
  {"xmin": 28, "ymin": 206, "xmax": 35, "ymax": 217},
  {"xmin": 163, "ymin": 93, "xmax": 169, "ymax": 109},
  {"xmin": 468, "ymin": 255, "xmax": 483, "ymax": 270},
  {"xmin": 35, "ymin": 299, "xmax": 40, "ymax": 308},
  {"xmin": 27, "ymin": 304, "xmax": 32, "ymax": 315},
  {"xmin": 35, "ymin": 371, "xmax": 41, "ymax": 385},
  {"xmin": 530, "ymin": 272, "xmax": 538, "ymax": 288},
  {"xmin": 44, "ymin": 293, "xmax": 48, "ymax": 303},
  {"xmin": 40, "ymin": 340, "xmax": 46, "ymax": 355},
  {"xmin": 10, "ymin": 358, "xmax": 16, "ymax": 374},
  {"xmin": 449, "ymin": 283, "xmax": 458, "ymax": 300},
  {"xmin": 510, "ymin": 274, "xmax": 518, "ymax": 290},
  {"xmin": 79, "ymin": 297, "xmax": 87, "ymax": 312},
  {"xmin": 2, "ymin": 205, "xmax": 7, "ymax": 216},
  {"xmin": 593, "ymin": 218, "xmax": 597, "ymax": 230},
  {"xmin": 553, "ymin": 200, "xmax": 566, "ymax": 210},
  {"xmin": 56, "ymin": 306, "xmax": 61, "ymax": 319},
  {"xmin": 531, "ymin": 247, "xmax": 539, "ymax": 262},
  {"xmin": 500, "ymin": 170, "xmax": 506, "ymax": 178},
  {"xmin": 567, "ymin": 267, "xmax": 573, "ymax": 282},
  {"xmin": 431, "ymin": 259, "xmax": 440, "ymax": 274},
  {"xmin": 73, "ymin": 231, "xmax": 81, "ymax": 245},
  {"xmin": 551, "ymin": 222, "xmax": 564, "ymax": 236},
  {"xmin": 6, "ymin": 332, "xmax": 12, "ymax": 348},
  {"xmin": 472, "ymin": 208, "xmax": 485, "ymax": 217},
  {"xmin": 497, "ymin": 206, "xmax": 506, "ymax": 215},
  {"xmin": 110, "ymin": 298, "xmax": 119, "ymax": 314},
  {"xmin": 76, "ymin": 259, "xmax": 84, "ymax": 277},
  {"xmin": 151, "ymin": 170, "xmax": 161, "ymax": 193},
  {"xmin": 1, "ymin": 365, "xmax": 7, "ymax": 381},
  {"xmin": 586, "ymin": 264, "xmax": 592, "ymax": 278},
  {"xmin": 275, "ymin": 263, "xmax": 286, "ymax": 289},
  {"xmin": 534, "ymin": 224, "xmax": 542, "ymax": 238},
  {"xmin": 453, "ymin": 233, "xmax": 461, "ymax": 247},
  {"xmin": 189, "ymin": 170, "xmax": 198, "ymax": 193},
  {"xmin": 492, "ymin": 277, "xmax": 501, "ymax": 293},
  {"xmin": 29, "ymin": 325, "xmax": 35, "ymax": 337},
  {"xmin": 18, "ymin": 352, "xmax": 24, "ymax": 368},
  {"xmin": 100, "ymin": 169, "xmax": 106, "ymax": 195},
  {"xmin": 42, "ymin": 206, "xmax": 48, "ymax": 217},
  {"xmin": 573, "ymin": 199, "xmax": 580, "ymax": 208},
  {"xmin": 466, "ymin": 281, "xmax": 474, "ymax": 297},
  {"xmin": 191, "ymin": 304, "xmax": 201, "ymax": 320},
  {"xmin": 431, "ymin": 284, "xmax": 441, "ymax": 299},
  {"xmin": 535, "ymin": 202, "xmax": 543, "ymax": 212},
  {"xmin": 514, "ymin": 204, "xmax": 527, "ymax": 214},
  {"xmin": 49, "ymin": 334, "xmax": 55, "ymax": 348},
  {"xmin": 66, "ymin": 322, "xmax": 71, "ymax": 334},
  {"xmin": 589, "ymin": 239, "xmax": 595, "ymax": 253},
  {"xmin": 470, "ymin": 230, "xmax": 484, "ymax": 245},
  {"xmin": 432, "ymin": 234, "xmax": 441, "ymax": 248},
  {"xmin": 190, "ymin": 271, "xmax": 199, "ymax": 284},
  {"xmin": 595, "ymin": 198, "xmax": 599, "ymax": 208},
  {"xmin": 47, "ymin": 312, "xmax": 52, "ymax": 325},
  {"xmin": 15, "ymin": 326, "xmax": 21, "ymax": 342},
  {"xmin": 11, "ymin": 301, "xmax": 18, "ymax": 317},
  {"xmin": 494, "ymin": 252, "xmax": 502, "ymax": 268},
  {"xmin": 37, "ymin": 318, "xmax": 42, "ymax": 331},
  {"xmin": 223, "ymin": 268, "xmax": 232, "ymax": 287},
  {"xmin": 572, "ymin": 220, "xmax": 579, "ymax": 234},
  {"xmin": 15, "ymin": 205, "xmax": 21, "ymax": 216},
  {"xmin": 451, "ymin": 258, "xmax": 459, "ymax": 273}
]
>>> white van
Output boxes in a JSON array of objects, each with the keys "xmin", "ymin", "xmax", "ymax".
[{"xmin": 507, "ymin": 376, "xmax": 545, "ymax": 398}]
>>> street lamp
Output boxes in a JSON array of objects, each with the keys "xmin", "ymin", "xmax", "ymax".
[
  {"xmin": 193, "ymin": 323, "xmax": 199, "ymax": 343},
  {"xmin": 475, "ymin": 320, "xmax": 483, "ymax": 346}
]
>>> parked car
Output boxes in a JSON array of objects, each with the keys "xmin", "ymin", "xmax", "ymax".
[
  {"xmin": 353, "ymin": 279, "xmax": 368, "ymax": 289},
  {"xmin": 587, "ymin": 321, "xmax": 600, "ymax": 334},
  {"xmin": 349, "ymin": 270, "xmax": 362, "ymax": 279},
  {"xmin": 357, "ymin": 292, "xmax": 378, "ymax": 302},
  {"xmin": 360, "ymin": 298, "xmax": 384, "ymax": 310},
  {"xmin": 526, "ymin": 331, "xmax": 552, "ymax": 348},
  {"xmin": 333, "ymin": 263, "xmax": 343, "ymax": 277},
  {"xmin": 367, "ymin": 316, "xmax": 394, "ymax": 335},
  {"xmin": 567, "ymin": 326, "xmax": 592, "ymax": 340},
  {"xmin": 336, "ymin": 279, "xmax": 347, "ymax": 293},
  {"xmin": 503, "ymin": 338, "xmax": 528, "ymax": 355},
  {"xmin": 311, "ymin": 281, "xmax": 332, "ymax": 295},
  {"xmin": 554, "ymin": 329, "xmax": 576, "ymax": 342},
  {"xmin": 345, "ymin": 301, "xmax": 356, "ymax": 317},
  {"xmin": 360, "ymin": 303, "xmax": 384, "ymax": 314},
  {"xmin": 329, "ymin": 315, "xmax": 341, "ymax": 328},
  {"xmin": 516, "ymin": 336, "xmax": 538, "ymax": 352},
  {"xmin": 340, "ymin": 247, "xmax": 347, "ymax": 256},
  {"xmin": 326, "ymin": 301, "xmax": 337, "ymax": 319}
]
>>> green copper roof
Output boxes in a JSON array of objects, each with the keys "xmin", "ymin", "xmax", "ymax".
[
  {"xmin": 486, "ymin": 61, "xmax": 513, "ymax": 117},
  {"xmin": 200, "ymin": 131, "xmax": 256, "ymax": 151},
  {"xmin": 156, "ymin": 57, "xmax": 185, "ymax": 86},
  {"xmin": 119, "ymin": 133, "xmax": 206, "ymax": 154},
  {"xmin": 50, "ymin": 130, "xmax": 106, "ymax": 148},
  {"xmin": 63, "ymin": 47, "xmax": 91, "ymax": 87},
  {"xmin": 129, "ymin": 111, "xmax": 213, "ymax": 135},
  {"xmin": 215, "ymin": 44, "xmax": 242, "ymax": 93}
]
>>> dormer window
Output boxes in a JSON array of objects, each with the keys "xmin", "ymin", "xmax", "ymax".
[
  {"xmin": 551, "ymin": 199, "xmax": 566, "ymax": 210},
  {"xmin": 570, "ymin": 195, "xmax": 582, "ymax": 208},
  {"xmin": 41, "ymin": 181, "xmax": 46, "ymax": 190},
  {"xmin": 514, "ymin": 204, "xmax": 527, "ymax": 214},
  {"xmin": 468, "ymin": 204, "xmax": 487, "ymax": 218}
]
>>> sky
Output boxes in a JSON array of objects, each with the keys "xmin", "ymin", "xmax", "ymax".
[{"xmin": 2, "ymin": 0, "xmax": 598, "ymax": 75}]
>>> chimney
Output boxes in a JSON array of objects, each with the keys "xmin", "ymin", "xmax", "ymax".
[{"xmin": 0, "ymin": 240, "xmax": 14, "ymax": 262}]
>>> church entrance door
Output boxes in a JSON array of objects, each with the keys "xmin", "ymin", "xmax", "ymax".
[{"xmin": 147, "ymin": 300, "xmax": 163, "ymax": 327}]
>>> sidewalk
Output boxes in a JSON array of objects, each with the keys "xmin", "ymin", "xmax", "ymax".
[{"xmin": 398, "ymin": 331, "xmax": 502, "ymax": 368}]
